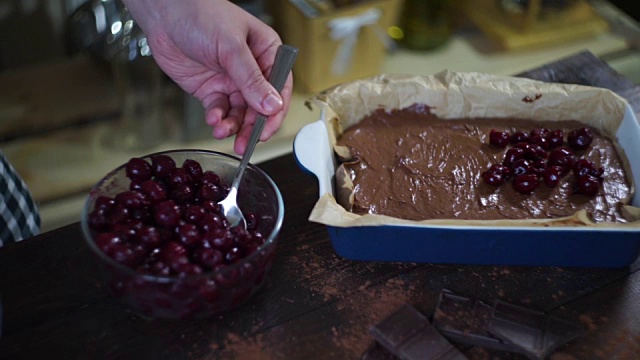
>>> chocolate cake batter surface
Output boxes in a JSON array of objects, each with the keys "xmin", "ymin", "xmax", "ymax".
[{"xmin": 335, "ymin": 105, "xmax": 631, "ymax": 222}]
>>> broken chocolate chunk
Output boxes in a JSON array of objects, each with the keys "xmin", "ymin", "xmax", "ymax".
[
  {"xmin": 487, "ymin": 300, "xmax": 586, "ymax": 360},
  {"xmin": 432, "ymin": 289, "xmax": 586, "ymax": 360},
  {"xmin": 432, "ymin": 289, "xmax": 515, "ymax": 352},
  {"xmin": 361, "ymin": 342, "xmax": 399, "ymax": 360},
  {"xmin": 370, "ymin": 304, "xmax": 467, "ymax": 360}
]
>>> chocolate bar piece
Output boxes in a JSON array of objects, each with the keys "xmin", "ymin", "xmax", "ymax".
[
  {"xmin": 488, "ymin": 300, "xmax": 586, "ymax": 360},
  {"xmin": 432, "ymin": 289, "xmax": 585, "ymax": 360},
  {"xmin": 361, "ymin": 342, "xmax": 399, "ymax": 360},
  {"xmin": 369, "ymin": 304, "xmax": 467, "ymax": 360},
  {"xmin": 432, "ymin": 289, "xmax": 516, "ymax": 352}
]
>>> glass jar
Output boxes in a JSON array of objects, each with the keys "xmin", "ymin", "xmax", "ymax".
[{"xmin": 396, "ymin": 0, "xmax": 453, "ymax": 51}]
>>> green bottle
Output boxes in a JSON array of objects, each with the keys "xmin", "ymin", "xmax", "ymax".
[{"xmin": 395, "ymin": 0, "xmax": 453, "ymax": 51}]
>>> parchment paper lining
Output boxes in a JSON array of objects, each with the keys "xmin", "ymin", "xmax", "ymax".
[{"xmin": 305, "ymin": 71, "xmax": 640, "ymax": 228}]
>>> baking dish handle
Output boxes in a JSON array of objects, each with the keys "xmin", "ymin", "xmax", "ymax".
[
  {"xmin": 617, "ymin": 104, "xmax": 640, "ymax": 207},
  {"xmin": 293, "ymin": 113, "xmax": 336, "ymax": 198}
]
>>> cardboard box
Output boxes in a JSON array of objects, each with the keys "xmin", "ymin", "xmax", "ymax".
[{"xmin": 274, "ymin": 0, "xmax": 402, "ymax": 94}]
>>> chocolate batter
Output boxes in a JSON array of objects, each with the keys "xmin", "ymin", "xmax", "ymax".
[{"xmin": 336, "ymin": 105, "xmax": 631, "ymax": 222}]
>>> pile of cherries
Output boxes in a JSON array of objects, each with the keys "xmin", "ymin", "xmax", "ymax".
[
  {"xmin": 87, "ymin": 155, "xmax": 266, "ymax": 277},
  {"xmin": 482, "ymin": 126, "xmax": 604, "ymax": 196}
]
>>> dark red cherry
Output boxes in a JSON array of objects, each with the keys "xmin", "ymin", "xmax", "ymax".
[
  {"xmin": 183, "ymin": 159, "xmax": 204, "ymax": 181},
  {"xmin": 214, "ymin": 266, "xmax": 240, "ymax": 288},
  {"xmin": 115, "ymin": 190, "xmax": 147, "ymax": 209},
  {"xmin": 111, "ymin": 223, "xmax": 138, "ymax": 242},
  {"xmin": 530, "ymin": 134, "xmax": 548, "ymax": 150},
  {"xmin": 513, "ymin": 142, "xmax": 531, "ymax": 150},
  {"xmin": 243, "ymin": 243, "xmax": 261, "ymax": 257},
  {"xmin": 138, "ymin": 225, "xmax": 162, "ymax": 247},
  {"xmin": 126, "ymin": 158, "xmax": 152, "ymax": 181},
  {"xmin": 129, "ymin": 207, "xmax": 152, "ymax": 223},
  {"xmin": 502, "ymin": 147, "xmax": 525, "ymax": 168},
  {"xmin": 174, "ymin": 263, "xmax": 203, "ymax": 277},
  {"xmin": 487, "ymin": 163, "xmax": 510, "ymax": 175},
  {"xmin": 158, "ymin": 241, "xmax": 188, "ymax": 262},
  {"xmin": 572, "ymin": 158, "xmax": 602, "ymax": 178},
  {"xmin": 512, "ymin": 159, "xmax": 532, "ymax": 176},
  {"xmin": 108, "ymin": 205, "xmax": 130, "ymax": 225},
  {"xmin": 510, "ymin": 131, "xmax": 530, "ymax": 144},
  {"xmin": 546, "ymin": 129, "xmax": 564, "ymax": 149},
  {"xmin": 184, "ymin": 205, "xmax": 206, "ymax": 224},
  {"xmin": 150, "ymin": 154, "xmax": 176, "ymax": 178},
  {"xmin": 252, "ymin": 231, "xmax": 265, "ymax": 246},
  {"xmin": 575, "ymin": 174, "xmax": 599, "ymax": 196},
  {"xmin": 177, "ymin": 223, "xmax": 201, "ymax": 248},
  {"xmin": 543, "ymin": 166, "xmax": 563, "ymax": 187},
  {"xmin": 95, "ymin": 196, "xmax": 116, "ymax": 210},
  {"xmin": 153, "ymin": 200, "xmax": 181, "ymax": 228},
  {"xmin": 171, "ymin": 184, "xmax": 195, "ymax": 204},
  {"xmin": 567, "ymin": 127, "xmax": 594, "ymax": 150},
  {"xmin": 125, "ymin": 218, "xmax": 144, "ymax": 230},
  {"xmin": 200, "ymin": 183, "xmax": 224, "ymax": 201},
  {"xmin": 129, "ymin": 180, "xmax": 143, "ymax": 191},
  {"xmin": 202, "ymin": 200, "xmax": 223, "ymax": 214},
  {"xmin": 205, "ymin": 229, "xmax": 233, "ymax": 250},
  {"xmin": 530, "ymin": 128, "xmax": 550, "ymax": 139},
  {"xmin": 149, "ymin": 261, "xmax": 171, "ymax": 276},
  {"xmin": 95, "ymin": 232, "xmax": 121, "ymax": 253},
  {"xmin": 130, "ymin": 244, "xmax": 148, "ymax": 263},
  {"xmin": 167, "ymin": 255, "xmax": 191, "ymax": 272},
  {"xmin": 199, "ymin": 279, "xmax": 220, "ymax": 302},
  {"xmin": 524, "ymin": 144, "xmax": 547, "ymax": 161},
  {"xmin": 140, "ymin": 180, "xmax": 167, "ymax": 203},
  {"xmin": 547, "ymin": 147, "xmax": 574, "ymax": 174},
  {"xmin": 231, "ymin": 226, "xmax": 252, "ymax": 246},
  {"xmin": 245, "ymin": 213, "xmax": 259, "ymax": 230},
  {"xmin": 194, "ymin": 248, "xmax": 224, "ymax": 268},
  {"xmin": 481, "ymin": 170, "xmax": 504, "ymax": 186},
  {"xmin": 108, "ymin": 244, "xmax": 137, "ymax": 266},
  {"xmin": 201, "ymin": 171, "xmax": 221, "ymax": 186},
  {"xmin": 199, "ymin": 213, "xmax": 225, "ymax": 233},
  {"xmin": 88, "ymin": 209, "xmax": 110, "ymax": 231},
  {"xmin": 168, "ymin": 168, "xmax": 193, "ymax": 188},
  {"xmin": 225, "ymin": 247, "xmax": 243, "ymax": 263},
  {"xmin": 489, "ymin": 130, "xmax": 510, "ymax": 148},
  {"xmin": 513, "ymin": 174, "xmax": 539, "ymax": 194},
  {"xmin": 531, "ymin": 159, "xmax": 547, "ymax": 176}
]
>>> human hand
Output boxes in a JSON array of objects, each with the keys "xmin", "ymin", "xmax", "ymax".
[{"xmin": 121, "ymin": 0, "xmax": 293, "ymax": 154}]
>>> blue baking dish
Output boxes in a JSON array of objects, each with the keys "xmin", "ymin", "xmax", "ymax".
[{"xmin": 293, "ymin": 95, "xmax": 640, "ymax": 268}]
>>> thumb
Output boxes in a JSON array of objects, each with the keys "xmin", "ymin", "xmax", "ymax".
[{"xmin": 223, "ymin": 45, "xmax": 283, "ymax": 115}]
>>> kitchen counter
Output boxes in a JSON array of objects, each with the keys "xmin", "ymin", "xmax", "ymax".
[{"xmin": 1, "ymin": 25, "xmax": 637, "ymax": 232}]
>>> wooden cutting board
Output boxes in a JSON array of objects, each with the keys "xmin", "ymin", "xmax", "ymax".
[{"xmin": 463, "ymin": 0, "xmax": 610, "ymax": 50}]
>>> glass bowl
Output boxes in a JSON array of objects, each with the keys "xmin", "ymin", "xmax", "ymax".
[{"xmin": 81, "ymin": 149, "xmax": 284, "ymax": 319}]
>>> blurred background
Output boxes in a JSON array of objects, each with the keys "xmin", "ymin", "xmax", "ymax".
[{"xmin": 0, "ymin": 0, "xmax": 639, "ymax": 232}]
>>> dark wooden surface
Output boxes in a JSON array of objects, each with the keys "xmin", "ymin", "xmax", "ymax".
[{"xmin": 2, "ymin": 51, "xmax": 640, "ymax": 360}]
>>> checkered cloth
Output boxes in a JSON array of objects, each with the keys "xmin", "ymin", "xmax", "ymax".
[{"xmin": 0, "ymin": 151, "xmax": 40, "ymax": 247}]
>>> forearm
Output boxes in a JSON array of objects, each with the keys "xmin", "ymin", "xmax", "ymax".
[{"xmin": 121, "ymin": 0, "xmax": 184, "ymax": 34}]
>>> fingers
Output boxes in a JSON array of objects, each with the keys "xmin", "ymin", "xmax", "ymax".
[
  {"xmin": 203, "ymin": 93, "xmax": 230, "ymax": 126},
  {"xmin": 232, "ymin": 71, "xmax": 293, "ymax": 154},
  {"xmin": 221, "ymin": 42, "xmax": 284, "ymax": 117},
  {"xmin": 260, "ymin": 72, "xmax": 293, "ymax": 140},
  {"xmin": 209, "ymin": 92, "xmax": 246, "ymax": 140}
]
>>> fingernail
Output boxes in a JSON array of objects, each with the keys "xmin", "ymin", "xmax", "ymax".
[{"xmin": 262, "ymin": 93, "xmax": 283, "ymax": 113}]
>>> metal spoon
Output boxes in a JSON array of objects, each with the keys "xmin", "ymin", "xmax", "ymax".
[{"xmin": 219, "ymin": 44, "xmax": 299, "ymax": 228}]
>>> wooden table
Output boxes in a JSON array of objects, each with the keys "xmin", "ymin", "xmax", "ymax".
[{"xmin": 2, "ymin": 52, "xmax": 640, "ymax": 359}]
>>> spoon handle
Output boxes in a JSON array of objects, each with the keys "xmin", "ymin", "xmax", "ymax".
[{"xmin": 230, "ymin": 45, "xmax": 299, "ymax": 191}]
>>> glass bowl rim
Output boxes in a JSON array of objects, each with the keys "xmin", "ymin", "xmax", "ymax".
[{"xmin": 80, "ymin": 148, "xmax": 284, "ymax": 283}]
